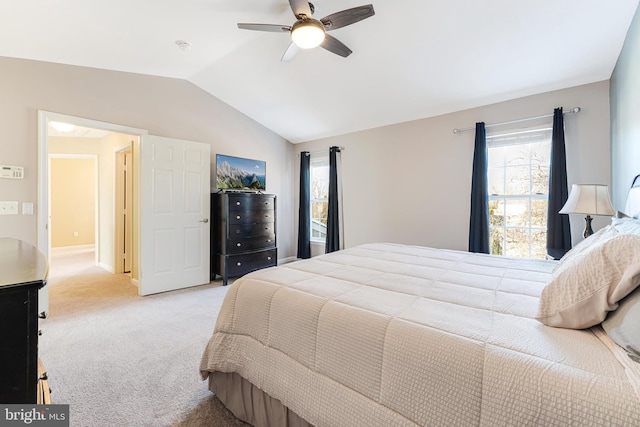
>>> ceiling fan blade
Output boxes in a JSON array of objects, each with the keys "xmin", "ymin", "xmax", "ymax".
[
  {"xmin": 281, "ymin": 43, "xmax": 301, "ymax": 62},
  {"xmin": 289, "ymin": 0, "xmax": 312, "ymax": 18},
  {"xmin": 320, "ymin": 35, "xmax": 352, "ymax": 58},
  {"xmin": 237, "ymin": 23, "xmax": 291, "ymax": 33},
  {"xmin": 321, "ymin": 5, "xmax": 375, "ymax": 31}
]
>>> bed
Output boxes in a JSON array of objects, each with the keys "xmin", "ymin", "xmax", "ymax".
[{"xmin": 200, "ymin": 229, "xmax": 640, "ymax": 426}]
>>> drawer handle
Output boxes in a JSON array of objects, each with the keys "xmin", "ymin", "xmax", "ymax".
[
  {"xmin": 236, "ymin": 243, "xmax": 242, "ymax": 247},
  {"xmin": 39, "ymin": 311, "xmax": 48, "ymax": 319},
  {"xmin": 267, "ymin": 257, "xmax": 272, "ymax": 261},
  {"xmin": 237, "ymin": 262, "xmax": 242, "ymax": 266},
  {"xmin": 236, "ymin": 215, "xmax": 241, "ymax": 220},
  {"xmin": 236, "ymin": 230, "xmax": 241, "ymax": 234},
  {"xmin": 38, "ymin": 330, "xmax": 43, "ymax": 336},
  {"xmin": 267, "ymin": 239, "xmax": 272, "ymax": 243},
  {"xmin": 40, "ymin": 372, "xmax": 48, "ymax": 381},
  {"xmin": 236, "ymin": 201, "xmax": 241, "ymax": 206}
]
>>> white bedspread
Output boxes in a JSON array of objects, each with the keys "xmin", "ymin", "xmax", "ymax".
[{"xmin": 200, "ymin": 243, "xmax": 640, "ymax": 426}]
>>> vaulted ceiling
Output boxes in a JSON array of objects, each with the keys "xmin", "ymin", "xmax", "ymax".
[{"xmin": 1, "ymin": 0, "xmax": 638, "ymax": 143}]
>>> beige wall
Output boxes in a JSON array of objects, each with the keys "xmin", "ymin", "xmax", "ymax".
[
  {"xmin": 50, "ymin": 157, "xmax": 95, "ymax": 247},
  {"xmin": 611, "ymin": 5, "xmax": 640, "ymax": 210},
  {"xmin": 297, "ymin": 81, "xmax": 612, "ymax": 253},
  {"xmin": 0, "ymin": 56, "xmax": 295, "ymax": 260}
]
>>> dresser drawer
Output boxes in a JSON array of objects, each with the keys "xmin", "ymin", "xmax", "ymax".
[
  {"xmin": 225, "ymin": 249, "xmax": 277, "ymax": 277},
  {"xmin": 227, "ymin": 235, "xmax": 276, "ymax": 254},
  {"xmin": 228, "ymin": 194, "xmax": 275, "ymax": 212},
  {"xmin": 228, "ymin": 209, "xmax": 274, "ymax": 225},
  {"xmin": 229, "ymin": 222, "xmax": 275, "ymax": 237}
]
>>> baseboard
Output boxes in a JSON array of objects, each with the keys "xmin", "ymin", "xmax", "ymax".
[
  {"xmin": 98, "ymin": 262, "xmax": 114, "ymax": 273},
  {"xmin": 51, "ymin": 244, "xmax": 95, "ymax": 255},
  {"xmin": 278, "ymin": 256, "xmax": 297, "ymax": 265}
]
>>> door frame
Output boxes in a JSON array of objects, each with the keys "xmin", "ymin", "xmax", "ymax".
[
  {"xmin": 37, "ymin": 110, "xmax": 148, "ymax": 311},
  {"xmin": 115, "ymin": 147, "xmax": 133, "ymax": 274}
]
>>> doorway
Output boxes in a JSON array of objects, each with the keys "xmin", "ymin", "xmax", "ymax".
[{"xmin": 37, "ymin": 111, "xmax": 148, "ymax": 312}]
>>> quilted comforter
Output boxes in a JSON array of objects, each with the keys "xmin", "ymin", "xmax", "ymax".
[{"xmin": 200, "ymin": 243, "xmax": 640, "ymax": 426}]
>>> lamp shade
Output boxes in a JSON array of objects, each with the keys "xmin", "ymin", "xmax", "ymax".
[{"xmin": 559, "ymin": 184, "xmax": 615, "ymax": 216}]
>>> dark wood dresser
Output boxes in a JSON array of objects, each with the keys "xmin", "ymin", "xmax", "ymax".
[
  {"xmin": 0, "ymin": 238, "xmax": 48, "ymax": 404},
  {"xmin": 211, "ymin": 192, "xmax": 277, "ymax": 285}
]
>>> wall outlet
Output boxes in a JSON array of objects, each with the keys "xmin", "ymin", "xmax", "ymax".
[
  {"xmin": 73, "ymin": 231, "xmax": 79, "ymax": 238},
  {"xmin": 0, "ymin": 201, "xmax": 19, "ymax": 215}
]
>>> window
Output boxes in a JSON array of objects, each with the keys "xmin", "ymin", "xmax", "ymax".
[
  {"xmin": 487, "ymin": 128, "xmax": 552, "ymax": 259},
  {"xmin": 310, "ymin": 156, "xmax": 329, "ymax": 242}
]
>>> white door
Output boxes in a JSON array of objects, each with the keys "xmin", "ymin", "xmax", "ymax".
[{"xmin": 139, "ymin": 135, "xmax": 210, "ymax": 296}]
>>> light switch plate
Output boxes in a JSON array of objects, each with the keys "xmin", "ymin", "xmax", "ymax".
[
  {"xmin": 22, "ymin": 202, "xmax": 34, "ymax": 215},
  {"xmin": 0, "ymin": 201, "xmax": 19, "ymax": 215}
]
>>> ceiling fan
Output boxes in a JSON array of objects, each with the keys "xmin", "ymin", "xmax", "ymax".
[{"xmin": 237, "ymin": 0, "xmax": 375, "ymax": 62}]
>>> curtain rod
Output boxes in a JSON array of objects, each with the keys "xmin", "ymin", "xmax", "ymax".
[
  {"xmin": 452, "ymin": 107, "xmax": 581, "ymax": 135},
  {"xmin": 299, "ymin": 146, "xmax": 345, "ymax": 156}
]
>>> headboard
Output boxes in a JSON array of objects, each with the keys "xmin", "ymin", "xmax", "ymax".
[{"xmin": 624, "ymin": 174, "xmax": 640, "ymax": 218}]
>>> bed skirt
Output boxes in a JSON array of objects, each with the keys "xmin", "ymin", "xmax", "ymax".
[{"xmin": 209, "ymin": 371, "xmax": 313, "ymax": 427}]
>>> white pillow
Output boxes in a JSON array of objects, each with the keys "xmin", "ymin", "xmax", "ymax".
[
  {"xmin": 536, "ymin": 228, "xmax": 640, "ymax": 329},
  {"xmin": 552, "ymin": 225, "xmax": 617, "ymax": 273},
  {"xmin": 612, "ymin": 216, "xmax": 640, "ymax": 237}
]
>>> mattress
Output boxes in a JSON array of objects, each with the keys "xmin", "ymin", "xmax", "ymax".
[{"xmin": 200, "ymin": 243, "xmax": 640, "ymax": 426}]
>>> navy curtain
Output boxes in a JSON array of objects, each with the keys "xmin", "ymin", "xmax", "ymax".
[
  {"xmin": 469, "ymin": 122, "xmax": 490, "ymax": 254},
  {"xmin": 546, "ymin": 108, "xmax": 572, "ymax": 259},
  {"xmin": 325, "ymin": 146, "xmax": 341, "ymax": 253},
  {"xmin": 297, "ymin": 152, "xmax": 311, "ymax": 259}
]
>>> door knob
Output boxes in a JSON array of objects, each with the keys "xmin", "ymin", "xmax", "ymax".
[{"xmin": 199, "ymin": 218, "xmax": 209, "ymax": 223}]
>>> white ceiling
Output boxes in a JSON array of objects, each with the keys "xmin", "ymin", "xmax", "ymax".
[{"xmin": 2, "ymin": 0, "xmax": 638, "ymax": 143}]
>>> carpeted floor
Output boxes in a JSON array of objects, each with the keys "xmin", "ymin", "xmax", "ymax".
[{"xmin": 40, "ymin": 247, "xmax": 248, "ymax": 426}]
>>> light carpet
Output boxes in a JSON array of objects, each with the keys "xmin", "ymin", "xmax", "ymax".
[{"xmin": 40, "ymin": 247, "xmax": 247, "ymax": 426}]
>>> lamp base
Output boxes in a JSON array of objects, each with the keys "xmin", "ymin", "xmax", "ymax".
[{"xmin": 583, "ymin": 215, "xmax": 594, "ymax": 238}]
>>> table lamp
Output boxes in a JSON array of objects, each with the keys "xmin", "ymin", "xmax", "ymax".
[{"xmin": 559, "ymin": 184, "xmax": 615, "ymax": 238}]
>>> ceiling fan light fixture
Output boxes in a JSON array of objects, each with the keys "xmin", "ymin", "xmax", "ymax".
[{"xmin": 291, "ymin": 20, "xmax": 325, "ymax": 49}]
